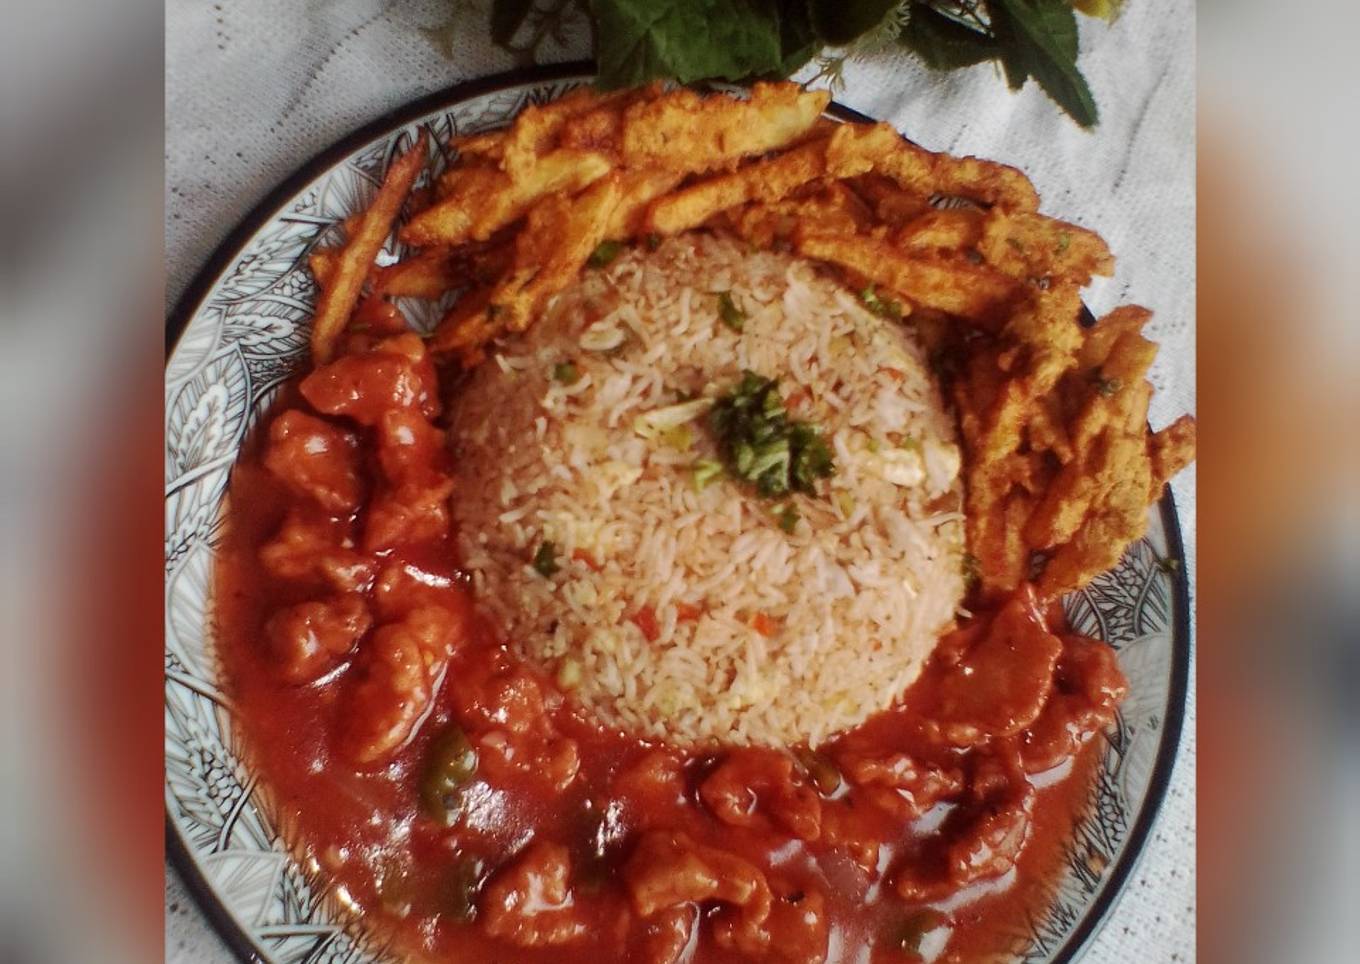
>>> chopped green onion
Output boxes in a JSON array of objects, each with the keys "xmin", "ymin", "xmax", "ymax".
[
  {"xmin": 835, "ymin": 491, "xmax": 856, "ymax": 517},
  {"xmin": 717, "ymin": 291, "xmax": 746, "ymax": 332},
  {"xmin": 419, "ymin": 726, "xmax": 479, "ymax": 827},
  {"xmin": 660, "ymin": 424, "xmax": 694, "ymax": 451},
  {"xmin": 692, "ymin": 459, "xmax": 724, "ymax": 491},
  {"xmin": 587, "ymin": 239, "xmax": 625, "ymax": 269},
  {"xmin": 776, "ymin": 504, "xmax": 800, "ymax": 534},
  {"xmin": 900, "ymin": 435, "xmax": 923, "ymax": 455},
  {"xmin": 1090, "ymin": 368, "xmax": 1122, "ymax": 397},
  {"xmin": 552, "ymin": 361, "xmax": 580, "ymax": 384},
  {"xmin": 860, "ymin": 286, "xmax": 903, "ymax": 321},
  {"xmin": 533, "ymin": 541, "xmax": 560, "ymax": 577},
  {"xmin": 893, "ymin": 909, "xmax": 950, "ymax": 955},
  {"xmin": 1056, "ymin": 232, "xmax": 1072, "ymax": 253},
  {"xmin": 707, "ymin": 371, "xmax": 835, "ymax": 500}
]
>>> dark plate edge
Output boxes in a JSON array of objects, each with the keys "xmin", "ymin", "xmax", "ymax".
[
  {"xmin": 1047, "ymin": 487, "xmax": 1192, "ymax": 964},
  {"xmin": 163, "ymin": 61, "xmax": 1193, "ymax": 964}
]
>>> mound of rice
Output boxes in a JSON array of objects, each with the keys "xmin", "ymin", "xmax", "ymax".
[{"xmin": 451, "ymin": 233, "xmax": 966, "ymax": 746}]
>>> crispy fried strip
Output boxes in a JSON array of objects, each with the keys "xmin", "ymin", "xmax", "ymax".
[
  {"xmin": 450, "ymin": 128, "xmax": 506, "ymax": 163},
  {"xmin": 847, "ymin": 174, "xmax": 933, "ymax": 226},
  {"xmin": 308, "ymin": 246, "xmax": 341, "ymax": 288},
  {"xmin": 1147, "ymin": 414, "xmax": 1197, "ymax": 499},
  {"xmin": 724, "ymin": 183, "xmax": 874, "ymax": 249},
  {"xmin": 846, "ymin": 122, "xmax": 1040, "ymax": 212},
  {"xmin": 894, "ymin": 209, "xmax": 985, "ymax": 254},
  {"xmin": 310, "ymin": 134, "xmax": 427, "ymax": 362},
  {"xmin": 796, "ymin": 230, "xmax": 1020, "ymax": 325},
  {"xmin": 430, "ymin": 175, "xmax": 623, "ymax": 360},
  {"xmin": 503, "ymin": 87, "xmax": 647, "ymax": 177},
  {"xmin": 371, "ymin": 248, "xmax": 462, "ymax": 299},
  {"xmin": 1037, "ymin": 386, "xmax": 1154, "ymax": 597},
  {"xmin": 644, "ymin": 123, "xmax": 888, "ymax": 237},
  {"xmin": 645, "ymin": 138, "xmax": 831, "ymax": 236},
  {"xmin": 605, "ymin": 167, "xmax": 686, "ymax": 239},
  {"xmin": 621, "ymin": 82, "xmax": 830, "ymax": 174},
  {"xmin": 978, "ymin": 210, "xmax": 1114, "ymax": 285},
  {"xmin": 401, "ymin": 149, "xmax": 612, "ymax": 247}
]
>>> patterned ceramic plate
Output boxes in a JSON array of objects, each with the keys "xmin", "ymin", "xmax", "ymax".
[{"xmin": 165, "ymin": 63, "xmax": 1190, "ymax": 964}]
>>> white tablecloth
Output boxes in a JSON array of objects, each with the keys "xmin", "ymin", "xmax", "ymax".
[{"xmin": 166, "ymin": 1, "xmax": 1195, "ymax": 960}]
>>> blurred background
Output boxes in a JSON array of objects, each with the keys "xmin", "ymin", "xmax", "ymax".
[{"xmin": 1, "ymin": 0, "xmax": 1356, "ymax": 961}]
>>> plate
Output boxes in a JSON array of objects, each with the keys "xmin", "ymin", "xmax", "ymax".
[{"xmin": 165, "ymin": 62, "xmax": 1190, "ymax": 964}]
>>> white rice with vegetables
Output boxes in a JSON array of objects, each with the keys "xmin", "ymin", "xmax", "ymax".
[{"xmin": 451, "ymin": 233, "xmax": 966, "ymax": 746}]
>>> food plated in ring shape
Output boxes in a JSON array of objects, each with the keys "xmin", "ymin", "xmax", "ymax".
[{"xmin": 209, "ymin": 80, "xmax": 1196, "ymax": 963}]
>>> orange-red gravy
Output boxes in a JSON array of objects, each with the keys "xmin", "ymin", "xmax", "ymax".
[{"xmin": 216, "ymin": 378, "xmax": 1115, "ymax": 964}]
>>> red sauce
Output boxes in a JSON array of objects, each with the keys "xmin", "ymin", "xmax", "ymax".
[{"xmin": 215, "ymin": 336, "xmax": 1127, "ymax": 963}]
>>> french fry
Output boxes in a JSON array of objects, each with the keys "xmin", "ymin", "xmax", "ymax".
[
  {"xmin": 850, "ymin": 122, "xmax": 1040, "ymax": 212},
  {"xmin": 373, "ymin": 248, "xmax": 463, "ymax": 299},
  {"xmin": 894, "ymin": 209, "xmax": 985, "ymax": 254},
  {"xmin": 310, "ymin": 134, "xmax": 427, "ymax": 362},
  {"xmin": 431, "ymin": 175, "xmax": 623, "ymax": 361},
  {"xmin": 401, "ymin": 149, "xmax": 612, "ymax": 247},
  {"xmin": 795, "ymin": 230, "xmax": 1020, "ymax": 325},
  {"xmin": 621, "ymin": 82, "xmax": 830, "ymax": 174},
  {"xmin": 1147, "ymin": 414, "xmax": 1197, "ymax": 499},
  {"xmin": 645, "ymin": 137, "xmax": 832, "ymax": 236},
  {"xmin": 605, "ymin": 167, "xmax": 685, "ymax": 239},
  {"xmin": 978, "ymin": 210, "xmax": 1113, "ymax": 285}
]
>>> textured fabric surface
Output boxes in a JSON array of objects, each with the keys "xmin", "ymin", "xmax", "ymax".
[{"xmin": 165, "ymin": 1, "xmax": 1195, "ymax": 961}]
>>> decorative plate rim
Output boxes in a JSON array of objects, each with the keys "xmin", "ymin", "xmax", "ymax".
[{"xmin": 165, "ymin": 60, "xmax": 1191, "ymax": 964}]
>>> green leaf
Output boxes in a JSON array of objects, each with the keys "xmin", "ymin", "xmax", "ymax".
[
  {"xmin": 898, "ymin": 5, "xmax": 1002, "ymax": 71},
  {"xmin": 989, "ymin": 0, "xmax": 1099, "ymax": 127},
  {"xmin": 490, "ymin": 0, "xmax": 536, "ymax": 47},
  {"xmin": 589, "ymin": 0, "xmax": 789, "ymax": 88},
  {"xmin": 807, "ymin": 0, "xmax": 901, "ymax": 47}
]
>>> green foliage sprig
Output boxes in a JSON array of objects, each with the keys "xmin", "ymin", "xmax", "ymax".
[{"xmin": 474, "ymin": 0, "xmax": 1121, "ymax": 128}]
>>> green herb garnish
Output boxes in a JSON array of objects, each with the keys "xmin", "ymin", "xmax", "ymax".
[
  {"xmin": 419, "ymin": 726, "xmax": 479, "ymax": 827},
  {"xmin": 717, "ymin": 291, "xmax": 746, "ymax": 332},
  {"xmin": 692, "ymin": 458, "xmax": 724, "ymax": 491},
  {"xmin": 708, "ymin": 371, "xmax": 835, "ymax": 499},
  {"xmin": 533, "ymin": 541, "xmax": 560, "ymax": 577},
  {"xmin": 1090, "ymin": 369, "xmax": 1123, "ymax": 397},
  {"xmin": 552, "ymin": 361, "xmax": 580, "ymax": 384},
  {"xmin": 1056, "ymin": 231, "xmax": 1072, "ymax": 253},
  {"xmin": 776, "ymin": 503, "xmax": 800, "ymax": 534},
  {"xmin": 587, "ymin": 239, "xmax": 625, "ymax": 269},
  {"xmin": 860, "ymin": 285, "xmax": 903, "ymax": 321}
]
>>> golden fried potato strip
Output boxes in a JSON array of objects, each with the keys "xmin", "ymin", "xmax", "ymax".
[
  {"xmin": 503, "ymin": 87, "xmax": 643, "ymax": 177},
  {"xmin": 430, "ymin": 174, "xmax": 623, "ymax": 361},
  {"xmin": 645, "ymin": 137, "xmax": 832, "ymax": 236},
  {"xmin": 723, "ymin": 183, "xmax": 874, "ymax": 249},
  {"xmin": 978, "ymin": 210, "xmax": 1114, "ymax": 286},
  {"xmin": 1036, "ymin": 385, "xmax": 1154, "ymax": 597},
  {"xmin": 369, "ymin": 248, "xmax": 460, "ymax": 299},
  {"xmin": 848, "ymin": 174, "xmax": 933, "ymax": 226},
  {"xmin": 795, "ymin": 231, "xmax": 1020, "ymax": 325},
  {"xmin": 1147, "ymin": 414, "xmax": 1197, "ymax": 499},
  {"xmin": 621, "ymin": 82, "xmax": 830, "ymax": 174},
  {"xmin": 606, "ymin": 167, "xmax": 686, "ymax": 239},
  {"xmin": 894, "ymin": 209, "xmax": 985, "ymax": 254},
  {"xmin": 310, "ymin": 134, "xmax": 427, "ymax": 362},
  {"xmin": 401, "ymin": 148, "xmax": 612, "ymax": 247}
]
